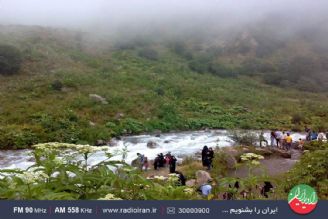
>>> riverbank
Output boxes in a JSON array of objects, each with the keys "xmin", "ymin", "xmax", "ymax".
[{"xmin": 0, "ymin": 130, "xmax": 306, "ymax": 170}]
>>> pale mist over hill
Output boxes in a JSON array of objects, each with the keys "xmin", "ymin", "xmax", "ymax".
[{"xmin": 1, "ymin": 0, "xmax": 328, "ymax": 91}]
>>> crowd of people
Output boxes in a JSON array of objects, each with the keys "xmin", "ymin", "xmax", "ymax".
[
  {"xmin": 136, "ymin": 152, "xmax": 178, "ymax": 173},
  {"xmin": 136, "ymin": 144, "xmax": 277, "ymax": 199},
  {"xmin": 267, "ymin": 127, "xmax": 328, "ymax": 151}
]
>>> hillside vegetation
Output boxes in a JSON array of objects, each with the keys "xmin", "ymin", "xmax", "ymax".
[{"xmin": 1, "ymin": 25, "xmax": 328, "ymax": 149}]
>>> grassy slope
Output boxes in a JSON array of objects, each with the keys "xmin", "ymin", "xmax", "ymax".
[{"xmin": 1, "ymin": 26, "xmax": 328, "ymax": 148}]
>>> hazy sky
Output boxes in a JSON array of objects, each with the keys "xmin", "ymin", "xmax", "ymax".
[{"xmin": 0, "ymin": 0, "xmax": 327, "ymax": 31}]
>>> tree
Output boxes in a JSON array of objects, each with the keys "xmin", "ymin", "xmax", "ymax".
[{"xmin": 0, "ymin": 45, "xmax": 22, "ymax": 75}]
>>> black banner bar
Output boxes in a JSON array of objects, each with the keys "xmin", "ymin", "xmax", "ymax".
[{"xmin": 0, "ymin": 200, "xmax": 326, "ymax": 219}]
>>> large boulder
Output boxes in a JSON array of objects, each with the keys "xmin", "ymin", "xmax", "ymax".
[
  {"xmin": 147, "ymin": 140, "xmax": 158, "ymax": 149},
  {"xmin": 225, "ymin": 154, "xmax": 237, "ymax": 169},
  {"xmin": 195, "ymin": 170, "xmax": 212, "ymax": 186},
  {"xmin": 186, "ymin": 179, "xmax": 196, "ymax": 187},
  {"xmin": 114, "ymin": 112, "xmax": 125, "ymax": 120},
  {"xmin": 89, "ymin": 94, "xmax": 108, "ymax": 104},
  {"xmin": 131, "ymin": 158, "xmax": 140, "ymax": 167},
  {"xmin": 95, "ymin": 140, "xmax": 106, "ymax": 146},
  {"xmin": 108, "ymin": 138, "xmax": 119, "ymax": 147},
  {"xmin": 272, "ymin": 148, "xmax": 292, "ymax": 158},
  {"xmin": 255, "ymin": 147, "xmax": 273, "ymax": 156}
]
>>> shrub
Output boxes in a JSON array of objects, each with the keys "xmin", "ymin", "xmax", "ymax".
[
  {"xmin": 0, "ymin": 45, "xmax": 22, "ymax": 75},
  {"xmin": 138, "ymin": 48, "xmax": 159, "ymax": 61},
  {"xmin": 230, "ymin": 131, "xmax": 258, "ymax": 146},
  {"xmin": 283, "ymin": 148, "xmax": 328, "ymax": 199},
  {"xmin": 50, "ymin": 80, "xmax": 63, "ymax": 91}
]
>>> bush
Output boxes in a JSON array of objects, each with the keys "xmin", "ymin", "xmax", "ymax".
[
  {"xmin": 0, "ymin": 45, "xmax": 22, "ymax": 75},
  {"xmin": 230, "ymin": 131, "xmax": 258, "ymax": 146},
  {"xmin": 208, "ymin": 63, "xmax": 239, "ymax": 78},
  {"xmin": 138, "ymin": 48, "xmax": 159, "ymax": 61},
  {"xmin": 50, "ymin": 80, "xmax": 63, "ymax": 91},
  {"xmin": 283, "ymin": 148, "xmax": 328, "ymax": 199}
]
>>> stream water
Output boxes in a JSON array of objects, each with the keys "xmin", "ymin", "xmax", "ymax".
[{"xmin": 0, "ymin": 130, "xmax": 306, "ymax": 170}]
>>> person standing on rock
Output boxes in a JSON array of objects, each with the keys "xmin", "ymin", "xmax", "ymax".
[
  {"xmin": 305, "ymin": 126, "xmax": 311, "ymax": 141},
  {"xmin": 159, "ymin": 153, "xmax": 165, "ymax": 167},
  {"xmin": 298, "ymin": 138, "xmax": 305, "ymax": 150},
  {"xmin": 169, "ymin": 155, "xmax": 177, "ymax": 173},
  {"xmin": 154, "ymin": 155, "xmax": 160, "ymax": 170},
  {"xmin": 259, "ymin": 131, "xmax": 268, "ymax": 147},
  {"xmin": 207, "ymin": 147, "xmax": 214, "ymax": 170},
  {"xmin": 318, "ymin": 131, "xmax": 326, "ymax": 142},
  {"xmin": 165, "ymin": 152, "xmax": 172, "ymax": 167},
  {"xmin": 270, "ymin": 131, "xmax": 276, "ymax": 147},
  {"xmin": 136, "ymin": 153, "xmax": 145, "ymax": 170},
  {"xmin": 285, "ymin": 133, "xmax": 292, "ymax": 151},
  {"xmin": 202, "ymin": 146, "xmax": 209, "ymax": 167},
  {"xmin": 275, "ymin": 130, "xmax": 282, "ymax": 148}
]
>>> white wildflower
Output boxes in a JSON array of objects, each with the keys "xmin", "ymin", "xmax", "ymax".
[{"xmin": 98, "ymin": 193, "xmax": 122, "ymax": 200}]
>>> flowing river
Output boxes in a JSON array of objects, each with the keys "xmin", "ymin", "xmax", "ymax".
[{"xmin": 0, "ymin": 130, "xmax": 306, "ymax": 170}]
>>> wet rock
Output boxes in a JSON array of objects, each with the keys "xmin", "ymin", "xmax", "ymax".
[
  {"xmin": 255, "ymin": 147, "xmax": 273, "ymax": 156},
  {"xmin": 272, "ymin": 149, "xmax": 292, "ymax": 158},
  {"xmin": 27, "ymin": 157, "xmax": 35, "ymax": 162},
  {"xmin": 225, "ymin": 154, "xmax": 237, "ymax": 169},
  {"xmin": 164, "ymin": 140, "xmax": 170, "ymax": 143},
  {"xmin": 147, "ymin": 140, "xmax": 158, "ymax": 149},
  {"xmin": 131, "ymin": 158, "xmax": 140, "ymax": 167},
  {"xmin": 89, "ymin": 94, "xmax": 108, "ymax": 104},
  {"xmin": 242, "ymin": 147, "xmax": 251, "ymax": 153},
  {"xmin": 96, "ymin": 140, "xmax": 106, "ymax": 146},
  {"xmin": 223, "ymin": 147, "xmax": 240, "ymax": 157},
  {"xmin": 108, "ymin": 138, "xmax": 119, "ymax": 147},
  {"xmin": 154, "ymin": 130, "xmax": 161, "ymax": 137},
  {"xmin": 115, "ymin": 112, "xmax": 125, "ymax": 120},
  {"xmin": 186, "ymin": 179, "xmax": 196, "ymax": 187},
  {"xmin": 195, "ymin": 170, "xmax": 212, "ymax": 186}
]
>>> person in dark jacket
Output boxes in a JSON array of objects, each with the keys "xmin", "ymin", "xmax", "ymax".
[
  {"xmin": 201, "ymin": 146, "xmax": 209, "ymax": 167},
  {"xmin": 158, "ymin": 153, "xmax": 165, "ymax": 167},
  {"xmin": 207, "ymin": 147, "xmax": 214, "ymax": 170},
  {"xmin": 154, "ymin": 155, "xmax": 159, "ymax": 170},
  {"xmin": 174, "ymin": 171, "xmax": 186, "ymax": 186},
  {"xmin": 261, "ymin": 181, "xmax": 274, "ymax": 198},
  {"xmin": 169, "ymin": 156, "xmax": 177, "ymax": 173}
]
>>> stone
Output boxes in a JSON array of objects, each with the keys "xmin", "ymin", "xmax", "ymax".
[
  {"xmin": 147, "ymin": 140, "xmax": 158, "ymax": 149},
  {"xmin": 96, "ymin": 140, "xmax": 106, "ymax": 146},
  {"xmin": 195, "ymin": 170, "xmax": 212, "ymax": 186},
  {"xmin": 186, "ymin": 179, "xmax": 196, "ymax": 187},
  {"xmin": 131, "ymin": 158, "xmax": 140, "ymax": 167},
  {"xmin": 89, "ymin": 121, "xmax": 96, "ymax": 126},
  {"xmin": 108, "ymin": 138, "xmax": 119, "ymax": 147},
  {"xmin": 114, "ymin": 112, "xmax": 125, "ymax": 120},
  {"xmin": 272, "ymin": 149, "xmax": 292, "ymax": 158},
  {"xmin": 225, "ymin": 154, "xmax": 237, "ymax": 169},
  {"xmin": 164, "ymin": 140, "xmax": 170, "ymax": 143},
  {"xmin": 89, "ymin": 94, "xmax": 108, "ymax": 104},
  {"xmin": 255, "ymin": 147, "xmax": 273, "ymax": 156},
  {"xmin": 154, "ymin": 130, "xmax": 161, "ymax": 137}
]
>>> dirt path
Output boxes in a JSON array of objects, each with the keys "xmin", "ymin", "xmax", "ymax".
[{"xmin": 228, "ymin": 149, "xmax": 302, "ymax": 178}]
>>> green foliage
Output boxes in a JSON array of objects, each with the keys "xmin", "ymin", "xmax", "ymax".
[
  {"xmin": 1, "ymin": 26, "xmax": 328, "ymax": 149},
  {"xmin": 0, "ymin": 143, "xmax": 196, "ymax": 200},
  {"xmin": 0, "ymin": 127, "xmax": 38, "ymax": 149},
  {"xmin": 138, "ymin": 48, "xmax": 159, "ymax": 61},
  {"xmin": 0, "ymin": 44, "xmax": 22, "ymax": 75},
  {"xmin": 230, "ymin": 131, "xmax": 258, "ymax": 146},
  {"xmin": 282, "ymin": 147, "xmax": 328, "ymax": 199},
  {"xmin": 303, "ymin": 141, "xmax": 328, "ymax": 151},
  {"xmin": 50, "ymin": 80, "xmax": 63, "ymax": 91}
]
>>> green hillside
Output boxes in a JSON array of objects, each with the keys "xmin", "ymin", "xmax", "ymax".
[{"xmin": 1, "ymin": 25, "xmax": 328, "ymax": 149}]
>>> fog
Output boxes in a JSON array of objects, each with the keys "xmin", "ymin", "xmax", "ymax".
[{"xmin": 0, "ymin": 0, "xmax": 327, "ymax": 34}]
